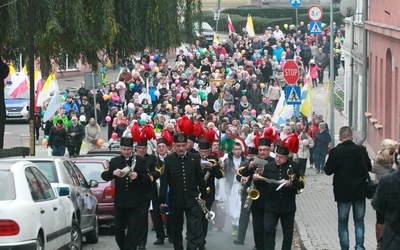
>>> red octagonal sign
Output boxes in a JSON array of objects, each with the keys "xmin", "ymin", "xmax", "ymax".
[{"xmin": 282, "ymin": 60, "xmax": 299, "ymax": 85}]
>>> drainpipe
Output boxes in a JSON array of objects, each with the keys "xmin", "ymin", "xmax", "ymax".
[
  {"xmin": 348, "ymin": 16, "xmax": 355, "ymax": 127},
  {"xmin": 356, "ymin": 0, "xmax": 368, "ymax": 145}
]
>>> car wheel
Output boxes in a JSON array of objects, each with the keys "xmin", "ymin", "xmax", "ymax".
[
  {"xmin": 69, "ymin": 220, "xmax": 82, "ymax": 250},
  {"xmin": 36, "ymin": 234, "xmax": 44, "ymax": 250},
  {"xmin": 85, "ymin": 214, "xmax": 99, "ymax": 244}
]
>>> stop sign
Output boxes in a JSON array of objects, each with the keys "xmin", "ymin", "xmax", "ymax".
[{"xmin": 282, "ymin": 60, "xmax": 299, "ymax": 85}]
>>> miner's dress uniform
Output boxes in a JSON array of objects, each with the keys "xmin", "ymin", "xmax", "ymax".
[
  {"xmin": 258, "ymin": 157, "xmax": 304, "ymax": 250},
  {"xmin": 239, "ymin": 155, "xmax": 274, "ymax": 250},
  {"xmin": 101, "ymin": 154, "xmax": 152, "ymax": 250},
  {"xmin": 200, "ymin": 153, "xmax": 224, "ymax": 248},
  {"xmin": 159, "ymin": 151, "xmax": 207, "ymax": 250}
]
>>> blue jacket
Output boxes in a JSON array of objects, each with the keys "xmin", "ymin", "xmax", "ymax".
[{"xmin": 313, "ymin": 129, "xmax": 332, "ymax": 156}]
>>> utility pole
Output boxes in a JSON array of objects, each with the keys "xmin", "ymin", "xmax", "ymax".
[
  {"xmin": 215, "ymin": 0, "xmax": 221, "ymax": 34},
  {"xmin": 29, "ymin": 0, "xmax": 35, "ymax": 156},
  {"xmin": 329, "ymin": 0, "xmax": 335, "ymax": 148}
]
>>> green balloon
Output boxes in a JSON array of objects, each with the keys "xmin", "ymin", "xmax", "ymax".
[
  {"xmin": 139, "ymin": 119, "xmax": 146, "ymax": 125},
  {"xmin": 210, "ymin": 51, "xmax": 216, "ymax": 57},
  {"xmin": 129, "ymin": 83, "xmax": 135, "ymax": 89},
  {"xmin": 45, "ymin": 135, "xmax": 49, "ymax": 141},
  {"xmin": 198, "ymin": 90, "xmax": 206, "ymax": 101}
]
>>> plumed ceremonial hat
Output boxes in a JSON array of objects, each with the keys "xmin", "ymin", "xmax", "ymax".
[
  {"xmin": 198, "ymin": 139, "xmax": 211, "ymax": 150},
  {"xmin": 120, "ymin": 137, "xmax": 134, "ymax": 147},
  {"xmin": 173, "ymin": 133, "xmax": 187, "ymax": 143},
  {"xmin": 258, "ymin": 138, "xmax": 272, "ymax": 147}
]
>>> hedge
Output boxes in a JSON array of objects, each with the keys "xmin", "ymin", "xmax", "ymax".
[
  {"xmin": 202, "ymin": 7, "xmax": 344, "ymax": 34},
  {"xmin": 0, "ymin": 147, "xmax": 30, "ymax": 158}
]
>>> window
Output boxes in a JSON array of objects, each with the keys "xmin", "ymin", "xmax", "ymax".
[
  {"xmin": 26, "ymin": 167, "xmax": 55, "ymax": 201},
  {"xmin": 33, "ymin": 161, "xmax": 59, "ymax": 183},
  {"xmin": 0, "ymin": 171, "xmax": 16, "ymax": 200},
  {"xmin": 74, "ymin": 162, "xmax": 106, "ymax": 183},
  {"xmin": 57, "ymin": 50, "xmax": 78, "ymax": 71}
]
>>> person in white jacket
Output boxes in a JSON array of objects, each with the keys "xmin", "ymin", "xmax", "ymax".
[{"xmin": 295, "ymin": 130, "xmax": 314, "ymax": 175}]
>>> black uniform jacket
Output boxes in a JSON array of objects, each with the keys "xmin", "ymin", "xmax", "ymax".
[
  {"xmin": 101, "ymin": 155, "xmax": 152, "ymax": 208},
  {"xmin": 239, "ymin": 156, "xmax": 275, "ymax": 208},
  {"xmin": 143, "ymin": 153, "xmax": 160, "ymax": 195},
  {"xmin": 159, "ymin": 151, "xmax": 207, "ymax": 209},
  {"xmin": 203, "ymin": 155, "xmax": 224, "ymax": 204},
  {"xmin": 256, "ymin": 159, "xmax": 304, "ymax": 213}
]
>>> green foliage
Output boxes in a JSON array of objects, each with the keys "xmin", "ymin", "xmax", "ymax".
[
  {"xmin": 202, "ymin": 11, "xmax": 291, "ymax": 34},
  {"xmin": 219, "ymin": 7, "xmax": 344, "ymax": 28},
  {"xmin": 334, "ymin": 89, "xmax": 344, "ymax": 113},
  {"xmin": 0, "ymin": 147, "xmax": 30, "ymax": 158}
]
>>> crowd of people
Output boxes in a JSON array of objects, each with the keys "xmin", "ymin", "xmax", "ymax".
[{"xmin": 30, "ymin": 20, "xmax": 400, "ymax": 250}]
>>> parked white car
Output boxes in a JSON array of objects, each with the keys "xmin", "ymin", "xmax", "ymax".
[{"xmin": 0, "ymin": 160, "xmax": 82, "ymax": 249}]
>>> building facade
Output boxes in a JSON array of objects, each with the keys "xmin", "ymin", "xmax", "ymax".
[{"xmin": 365, "ymin": 0, "xmax": 400, "ymax": 152}]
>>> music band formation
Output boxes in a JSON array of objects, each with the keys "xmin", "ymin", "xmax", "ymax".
[{"xmin": 101, "ymin": 115, "xmax": 305, "ymax": 250}]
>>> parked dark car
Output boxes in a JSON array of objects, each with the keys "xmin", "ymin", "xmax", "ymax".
[{"xmin": 71, "ymin": 158, "xmax": 115, "ymax": 228}]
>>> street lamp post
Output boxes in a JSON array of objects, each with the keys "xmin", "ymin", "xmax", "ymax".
[
  {"xmin": 329, "ymin": 0, "xmax": 335, "ymax": 148},
  {"xmin": 29, "ymin": 0, "xmax": 35, "ymax": 156}
]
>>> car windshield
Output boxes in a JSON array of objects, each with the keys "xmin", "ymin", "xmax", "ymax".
[
  {"xmin": 0, "ymin": 171, "xmax": 16, "ymax": 200},
  {"xmin": 4, "ymin": 88, "xmax": 30, "ymax": 100},
  {"xmin": 194, "ymin": 22, "xmax": 213, "ymax": 31},
  {"xmin": 31, "ymin": 161, "xmax": 59, "ymax": 183},
  {"xmin": 73, "ymin": 162, "xmax": 107, "ymax": 183}
]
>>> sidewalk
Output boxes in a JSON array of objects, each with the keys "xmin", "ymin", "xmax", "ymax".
[{"xmin": 295, "ymin": 69, "xmax": 376, "ymax": 249}]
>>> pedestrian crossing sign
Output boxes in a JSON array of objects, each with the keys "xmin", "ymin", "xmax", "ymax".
[
  {"xmin": 286, "ymin": 86, "xmax": 301, "ymax": 105},
  {"xmin": 309, "ymin": 21, "xmax": 322, "ymax": 35}
]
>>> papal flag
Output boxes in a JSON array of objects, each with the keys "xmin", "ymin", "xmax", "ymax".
[
  {"xmin": 36, "ymin": 71, "xmax": 57, "ymax": 106},
  {"xmin": 213, "ymin": 34, "xmax": 220, "ymax": 44},
  {"xmin": 246, "ymin": 15, "xmax": 255, "ymax": 37},
  {"xmin": 42, "ymin": 82, "xmax": 62, "ymax": 122},
  {"xmin": 300, "ymin": 73, "xmax": 312, "ymax": 120}
]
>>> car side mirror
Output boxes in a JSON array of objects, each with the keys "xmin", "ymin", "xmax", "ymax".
[
  {"xmin": 89, "ymin": 180, "xmax": 99, "ymax": 188},
  {"xmin": 57, "ymin": 187, "xmax": 70, "ymax": 197}
]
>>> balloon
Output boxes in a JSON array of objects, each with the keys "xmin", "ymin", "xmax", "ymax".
[
  {"xmin": 150, "ymin": 56, "xmax": 155, "ymax": 61},
  {"xmin": 139, "ymin": 119, "xmax": 146, "ymax": 126},
  {"xmin": 198, "ymin": 90, "xmax": 206, "ymax": 101},
  {"xmin": 111, "ymin": 133, "xmax": 118, "ymax": 140},
  {"xmin": 242, "ymin": 90, "xmax": 246, "ymax": 95},
  {"xmin": 154, "ymin": 54, "xmax": 159, "ymax": 60},
  {"xmin": 284, "ymin": 23, "xmax": 288, "ymax": 29},
  {"xmin": 105, "ymin": 116, "xmax": 111, "ymax": 122},
  {"xmin": 210, "ymin": 51, "xmax": 216, "ymax": 57},
  {"xmin": 302, "ymin": 139, "xmax": 309, "ymax": 146},
  {"xmin": 96, "ymin": 139, "xmax": 104, "ymax": 146},
  {"xmin": 260, "ymin": 83, "xmax": 265, "ymax": 89},
  {"xmin": 176, "ymin": 93, "xmax": 181, "ymax": 101},
  {"xmin": 45, "ymin": 135, "xmax": 49, "ymax": 141},
  {"xmin": 215, "ymin": 69, "xmax": 220, "ymax": 73},
  {"xmin": 129, "ymin": 83, "xmax": 135, "ymax": 89},
  {"xmin": 103, "ymin": 94, "xmax": 110, "ymax": 101},
  {"xmin": 61, "ymin": 96, "xmax": 66, "ymax": 102},
  {"xmin": 149, "ymin": 61, "xmax": 154, "ymax": 67},
  {"xmin": 225, "ymin": 68, "xmax": 231, "ymax": 75},
  {"xmin": 166, "ymin": 104, "xmax": 172, "ymax": 110},
  {"xmin": 42, "ymin": 139, "xmax": 48, "ymax": 146},
  {"xmin": 250, "ymin": 109, "xmax": 257, "ymax": 116},
  {"xmin": 155, "ymin": 90, "xmax": 160, "ymax": 97},
  {"xmin": 128, "ymin": 103, "xmax": 134, "ymax": 109},
  {"xmin": 185, "ymin": 105, "xmax": 191, "ymax": 112},
  {"xmin": 81, "ymin": 141, "xmax": 85, "ymax": 149},
  {"xmin": 175, "ymin": 79, "xmax": 180, "ymax": 84},
  {"xmin": 241, "ymin": 50, "xmax": 246, "ymax": 55},
  {"xmin": 198, "ymin": 80, "xmax": 204, "ymax": 85},
  {"xmin": 140, "ymin": 113, "xmax": 147, "ymax": 120},
  {"xmin": 154, "ymin": 66, "xmax": 159, "ymax": 73}
]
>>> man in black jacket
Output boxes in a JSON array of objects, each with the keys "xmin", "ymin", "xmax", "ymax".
[
  {"xmin": 254, "ymin": 141, "xmax": 304, "ymax": 250},
  {"xmin": 198, "ymin": 140, "xmax": 224, "ymax": 250},
  {"xmin": 237, "ymin": 138, "xmax": 275, "ymax": 250},
  {"xmin": 101, "ymin": 137, "xmax": 153, "ymax": 250},
  {"xmin": 159, "ymin": 134, "xmax": 207, "ymax": 250},
  {"xmin": 325, "ymin": 126, "xmax": 372, "ymax": 250}
]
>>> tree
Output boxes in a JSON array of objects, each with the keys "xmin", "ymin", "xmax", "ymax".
[{"xmin": 0, "ymin": 0, "xmax": 202, "ymax": 149}]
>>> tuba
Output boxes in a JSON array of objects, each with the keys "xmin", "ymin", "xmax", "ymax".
[{"xmin": 196, "ymin": 194, "xmax": 215, "ymax": 221}]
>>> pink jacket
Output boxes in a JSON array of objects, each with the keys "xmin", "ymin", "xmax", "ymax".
[{"xmin": 309, "ymin": 64, "xmax": 321, "ymax": 79}]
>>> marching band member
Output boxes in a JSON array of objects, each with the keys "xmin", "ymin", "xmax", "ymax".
[
  {"xmin": 159, "ymin": 133, "xmax": 207, "ymax": 250},
  {"xmin": 101, "ymin": 137, "xmax": 152, "ymax": 250},
  {"xmin": 253, "ymin": 135, "xmax": 305, "ymax": 250},
  {"xmin": 237, "ymin": 138, "xmax": 275, "ymax": 250},
  {"xmin": 198, "ymin": 139, "xmax": 224, "ymax": 250}
]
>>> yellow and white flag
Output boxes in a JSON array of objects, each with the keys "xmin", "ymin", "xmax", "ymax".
[{"xmin": 246, "ymin": 15, "xmax": 255, "ymax": 37}]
